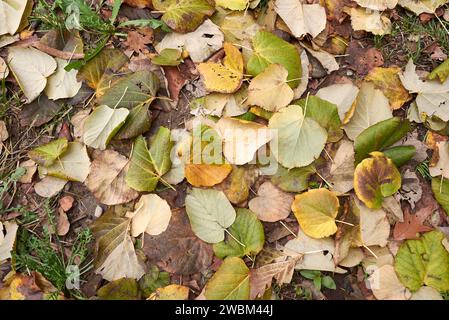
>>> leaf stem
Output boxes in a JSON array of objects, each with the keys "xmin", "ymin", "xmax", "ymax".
[
  {"xmin": 335, "ymin": 219, "xmax": 355, "ymax": 227},
  {"xmin": 224, "ymin": 229, "xmax": 246, "ymax": 247},
  {"xmin": 279, "ymin": 221, "xmax": 297, "ymax": 238}
]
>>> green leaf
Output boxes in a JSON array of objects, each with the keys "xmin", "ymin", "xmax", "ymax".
[
  {"xmin": 149, "ymin": 126, "xmax": 173, "ymax": 177},
  {"xmin": 115, "ymin": 104, "xmax": 152, "ymax": 140},
  {"xmin": 41, "ymin": 142, "xmax": 91, "ymax": 182},
  {"xmin": 313, "ymin": 277, "xmax": 322, "ymax": 291},
  {"xmin": 125, "ymin": 128, "xmax": 173, "ymax": 192},
  {"xmin": 97, "ymin": 70, "xmax": 160, "ymax": 109},
  {"xmin": 322, "ymin": 276, "xmax": 336, "ymax": 290},
  {"xmin": 428, "ymin": 59, "xmax": 449, "ymax": 83},
  {"xmin": 28, "ymin": 138, "xmax": 68, "ymax": 167},
  {"xmin": 185, "ymin": 188, "xmax": 236, "ymax": 243},
  {"xmin": 77, "ymin": 48, "xmax": 128, "ymax": 92},
  {"xmin": 383, "ymin": 145, "xmax": 416, "ymax": 167},
  {"xmin": 270, "ymin": 164, "xmax": 315, "ymax": 193},
  {"xmin": 354, "ymin": 117, "xmax": 411, "ymax": 164},
  {"xmin": 152, "ymin": 0, "xmax": 215, "ymax": 33},
  {"xmin": 354, "ymin": 152, "xmax": 401, "ymax": 209},
  {"xmin": 295, "ymin": 96, "xmax": 343, "ymax": 143},
  {"xmin": 138, "ymin": 265, "xmax": 170, "ymax": 297},
  {"xmin": 97, "ymin": 278, "xmax": 140, "ymax": 300},
  {"xmin": 300, "ymin": 270, "xmax": 320, "ymax": 280},
  {"xmin": 204, "ymin": 257, "xmax": 250, "ymax": 300},
  {"xmin": 268, "ymin": 104, "xmax": 327, "ymax": 169},
  {"xmin": 395, "ymin": 231, "xmax": 449, "ymax": 292},
  {"xmin": 247, "ymin": 31, "xmax": 302, "ymax": 88},
  {"xmin": 213, "ymin": 209, "xmax": 264, "ymax": 259},
  {"xmin": 118, "ymin": 19, "xmax": 171, "ymax": 32},
  {"xmin": 152, "ymin": 49, "xmax": 182, "ymax": 66},
  {"xmin": 82, "ymin": 105, "xmax": 130, "ymax": 150},
  {"xmin": 432, "ymin": 176, "xmax": 449, "ymax": 216}
]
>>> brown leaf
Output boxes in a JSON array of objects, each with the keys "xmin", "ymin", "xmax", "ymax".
[
  {"xmin": 124, "ymin": 0, "xmax": 153, "ymax": 8},
  {"xmin": 57, "ymin": 208, "xmax": 70, "ymax": 236},
  {"xmin": 0, "ymin": 272, "xmax": 60, "ymax": 300},
  {"xmin": 163, "ymin": 66, "xmax": 188, "ymax": 106},
  {"xmin": 346, "ymin": 41, "xmax": 384, "ymax": 76},
  {"xmin": 393, "ymin": 205, "xmax": 435, "ymax": 241},
  {"xmin": 124, "ymin": 29, "xmax": 153, "ymax": 54},
  {"xmin": 250, "ymin": 256, "xmax": 301, "ymax": 300},
  {"xmin": 59, "ymin": 195, "xmax": 74, "ymax": 212},
  {"xmin": 143, "ymin": 208, "xmax": 213, "ymax": 275}
]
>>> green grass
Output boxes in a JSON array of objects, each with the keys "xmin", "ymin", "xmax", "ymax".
[
  {"xmin": 416, "ymin": 160, "xmax": 432, "ymax": 181},
  {"xmin": 390, "ymin": 13, "xmax": 449, "ymax": 62},
  {"xmin": 13, "ymin": 199, "xmax": 93, "ymax": 299}
]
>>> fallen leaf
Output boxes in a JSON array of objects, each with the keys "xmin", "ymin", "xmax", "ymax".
[
  {"xmin": 432, "ymin": 176, "xmax": 449, "ymax": 215},
  {"xmin": 248, "ymin": 181, "xmax": 294, "ymax": 222},
  {"xmin": 0, "ymin": 56, "xmax": 8, "ymax": 78},
  {"xmin": 344, "ymin": 82, "xmax": 392, "ymax": 141},
  {"xmin": 45, "ymin": 58, "xmax": 82, "ymax": 100},
  {"xmin": 0, "ymin": 0, "xmax": 31, "ymax": 36},
  {"xmin": 123, "ymin": 0, "xmax": 152, "ymax": 8},
  {"xmin": 152, "ymin": 0, "xmax": 215, "ymax": 33},
  {"xmin": 354, "ymin": 152, "xmax": 402, "ymax": 209},
  {"xmin": 59, "ymin": 195, "xmax": 74, "ymax": 212},
  {"xmin": 82, "ymin": 105, "xmax": 129, "ymax": 150},
  {"xmin": 124, "ymin": 30, "xmax": 153, "ymax": 54},
  {"xmin": 368, "ymin": 265, "xmax": 411, "ymax": 300},
  {"xmin": 268, "ymin": 104, "xmax": 327, "ymax": 168},
  {"xmin": 0, "ymin": 221, "xmax": 18, "ymax": 260},
  {"xmin": 126, "ymin": 128, "xmax": 173, "ymax": 192},
  {"xmin": 215, "ymin": 165, "xmax": 259, "ymax": 205},
  {"xmin": 151, "ymin": 48, "xmax": 182, "ymax": 66},
  {"xmin": 428, "ymin": 59, "xmax": 449, "ymax": 83},
  {"xmin": 56, "ymin": 208, "xmax": 70, "ymax": 236},
  {"xmin": 354, "ymin": 0, "xmax": 398, "ymax": 10},
  {"xmin": 365, "ymin": 67, "xmax": 411, "ymax": 110},
  {"xmin": 198, "ymin": 43, "xmax": 243, "ymax": 93},
  {"xmin": 247, "ymin": 64, "xmax": 294, "ymax": 112},
  {"xmin": 274, "ymin": 0, "xmax": 327, "ymax": 38},
  {"xmin": 143, "ymin": 208, "xmax": 214, "ymax": 275},
  {"xmin": 398, "ymin": 0, "xmax": 449, "ymax": 15},
  {"xmin": 213, "ymin": 208, "xmax": 264, "ymax": 259},
  {"xmin": 8, "ymin": 47, "xmax": 57, "ymax": 103},
  {"xmin": 215, "ymin": 117, "xmax": 272, "ymax": 165},
  {"xmin": 395, "ymin": 231, "xmax": 449, "ymax": 292},
  {"xmin": 149, "ymin": 284, "xmax": 190, "ymax": 300},
  {"xmin": 347, "ymin": 7, "xmax": 392, "ymax": 35},
  {"xmin": 19, "ymin": 95, "xmax": 63, "ymax": 127},
  {"xmin": 410, "ymin": 286, "xmax": 444, "ymax": 300},
  {"xmin": 34, "ymin": 176, "xmax": 67, "ymax": 198},
  {"xmin": 40, "ymin": 142, "xmax": 90, "ymax": 182},
  {"xmin": 429, "ymin": 140, "xmax": 449, "ymax": 178},
  {"xmin": 355, "ymin": 199, "xmax": 391, "ymax": 247},
  {"xmin": 128, "ymin": 194, "xmax": 172, "ymax": 237},
  {"xmin": 185, "ymin": 163, "xmax": 232, "ymax": 187},
  {"xmin": 400, "ymin": 59, "xmax": 449, "ymax": 122},
  {"xmin": 28, "ymin": 138, "xmax": 68, "ymax": 167},
  {"xmin": 85, "ymin": 150, "xmax": 139, "ymax": 205},
  {"xmin": 270, "ymin": 164, "xmax": 314, "ymax": 193},
  {"xmin": 204, "ymin": 257, "xmax": 250, "ymax": 300},
  {"xmin": 97, "ymin": 278, "xmax": 140, "ymax": 300},
  {"xmin": 0, "ymin": 272, "xmax": 60, "ymax": 300},
  {"xmin": 329, "ymin": 139, "xmax": 355, "ymax": 194},
  {"xmin": 18, "ymin": 159, "xmax": 37, "ymax": 183},
  {"xmin": 91, "ymin": 210, "xmax": 145, "ymax": 282},
  {"xmin": 346, "ymin": 43, "xmax": 384, "ymax": 76},
  {"xmin": 185, "ymin": 188, "xmax": 236, "ymax": 243},
  {"xmin": 247, "ymin": 30, "xmax": 302, "ymax": 88},
  {"xmin": 216, "ymin": 0, "xmax": 249, "ymax": 10},
  {"xmin": 393, "ymin": 206, "xmax": 434, "ymax": 241},
  {"xmin": 316, "ymin": 83, "xmax": 359, "ymax": 123},
  {"xmin": 155, "ymin": 19, "xmax": 224, "ymax": 63},
  {"xmin": 397, "ymin": 169, "xmax": 423, "ymax": 209}
]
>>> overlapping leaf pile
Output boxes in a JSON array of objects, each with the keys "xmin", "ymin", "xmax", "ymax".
[{"xmin": 1, "ymin": 0, "xmax": 449, "ymax": 301}]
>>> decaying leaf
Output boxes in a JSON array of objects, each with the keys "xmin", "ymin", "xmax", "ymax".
[
  {"xmin": 354, "ymin": 152, "xmax": 402, "ymax": 209},
  {"xmin": 85, "ymin": 150, "xmax": 139, "ymax": 205},
  {"xmin": 185, "ymin": 163, "xmax": 232, "ymax": 187},
  {"xmin": 0, "ymin": 221, "xmax": 18, "ymax": 261},
  {"xmin": 149, "ymin": 284, "xmax": 190, "ymax": 300},
  {"xmin": 368, "ymin": 265, "xmax": 411, "ymax": 300},
  {"xmin": 248, "ymin": 181, "xmax": 294, "ymax": 222},
  {"xmin": 143, "ymin": 208, "xmax": 213, "ymax": 275}
]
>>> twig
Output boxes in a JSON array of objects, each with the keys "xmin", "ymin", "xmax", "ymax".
[{"xmin": 31, "ymin": 42, "xmax": 85, "ymax": 60}]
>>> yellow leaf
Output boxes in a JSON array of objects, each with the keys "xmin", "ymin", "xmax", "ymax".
[
  {"xmin": 216, "ymin": 0, "xmax": 249, "ymax": 10},
  {"xmin": 185, "ymin": 163, "xmax": 232, "ymax": 187},
  {"xmin": 365, "ymin": 67, "xmax": 411, "ymax": 110},
  {"xmin": 198, "ymin": 43, "xmax": 243, "ymax": 93},
  {"xmin": 292, "ymin": 189, "xmax": 339, "ymax": 239},
  {"xmin": 148, "ymin": 284, "xmax": 190, "ymax": 300}
]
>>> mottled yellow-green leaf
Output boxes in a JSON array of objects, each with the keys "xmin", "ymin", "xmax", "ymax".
[
  {"xmin": 204, "ymin": 257, "xmax": 250, "ymax": 300},
  {"xmin": 432, "ymin": 176, "xmax": 449, "ymax": 216},
  {"xmin": 428, "ymin": 59, "xmax": 449, "ymax": 83},
  {"xmin": 395, "ymin": 231, "xmax": 449, "ymax": 292},
  {"xmin": 354, "ymin": 152, "xmax": 401, "ymax": 209},
  {"xmin": 28, "ymin": 138, "xmax": 68, "ymax": 167}
]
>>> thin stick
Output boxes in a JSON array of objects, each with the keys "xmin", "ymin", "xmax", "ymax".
[
  {"xmin": 232, "ymin": 43, "xmax": 253, "ymax": 51},
  {"xmin": 335, "ymin": 219, "xmax": 355, "ymax": 227},
  {"xmin": 363, "ymin": 245, "xmax": 378, "ymax": 259},
  {"xmin": 279, "ymin": 221, "xmax": 297, "ymax": 238},
  {"xmin": 314, "ymin": 169, "xmax": 333, "ymax": 189},
  {"xmin": 224, "ymin": 229, "xmax": 246, "ymax": 247}
]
